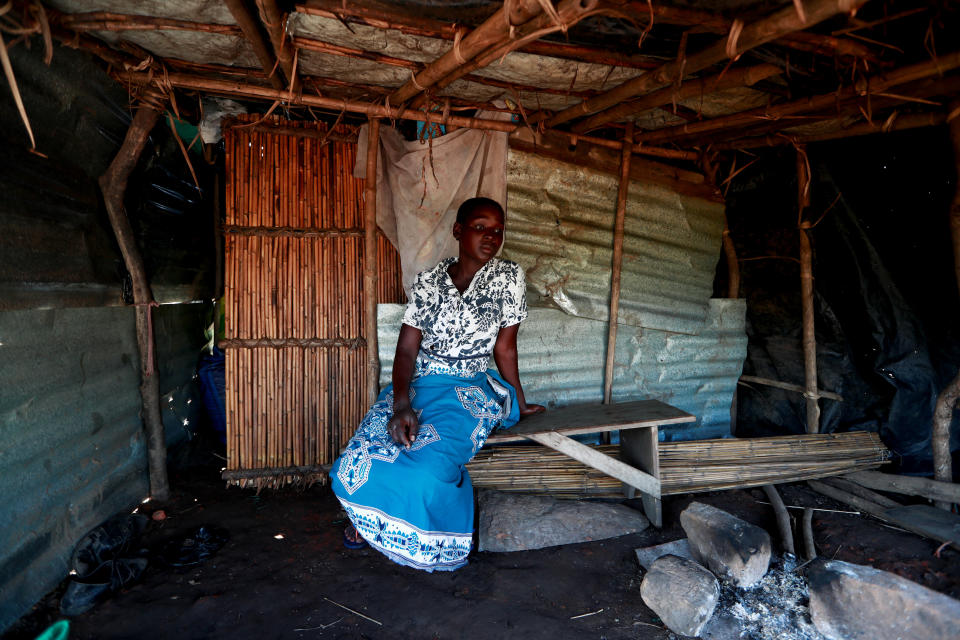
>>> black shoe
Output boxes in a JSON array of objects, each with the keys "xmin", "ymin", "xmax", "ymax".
[
  {"xmin": 59, "ymin": 557, "xmax": 148, "ymax": 616},
  {"xmin": 70, "ymin": 514, "xmax": 148, "ymax": 579},
  {"xmin": 158, "ymin": 526, "xmax": 229, "ymax": 567}
]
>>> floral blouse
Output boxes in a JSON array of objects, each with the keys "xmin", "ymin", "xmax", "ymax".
[{"xmin": 402, "ymin": 257, "xmax": 528, "ymax": 377}]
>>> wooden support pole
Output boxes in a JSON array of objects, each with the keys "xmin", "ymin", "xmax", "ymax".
[
  {"xmin": 223, "ymin": 0, "xmax": 286, "ymax": 91},
  {"xmin": 722, "ymin": 217, "xmax": 740, "ymax": 299},
  {"xmin": 363, "ymin": 119, "xmax": 381, "ymax": 405},
  {"xmin": 544, "ymin": 0, "xmax": 868, "ymax": 129},
  {"xmin": 932, "ymin": 370, "xmax": 960, "ymax": 509},
  {"xmin": 797, "ymin": 148, "xmax": 820, "ymax": 434},
  {"xmin": 99, "ymin": 102, "xmax": 170, "ymax": 500},
  {"xmin": 801, "ymin": 507, "xmax": 817, "ymax": 561},
  {"xmin": 934, "ymin": 102, "xmax": 960, "ymax": 503},
  {"xmin": 603, "ymin": 122, "xmax": 633, "ymax": 405}
]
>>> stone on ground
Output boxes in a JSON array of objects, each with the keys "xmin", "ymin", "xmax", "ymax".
[
  {"xmin": 635, "ymin": 538, "xmax": 694, "ymax": 570},
  {"xmin": 477, "ymin": 490, "xmax": 649, "ymax": 552},
  {"xmin": 640, "ymin": 554, "xmax": 719, "ymax": 637},
  {"xmin": 807, "ymin": 558, "xmax": 960, "ymax": 640},
  {"xmin": 680, "ymin": 501, "xmax": 771, "ymax": 588}
]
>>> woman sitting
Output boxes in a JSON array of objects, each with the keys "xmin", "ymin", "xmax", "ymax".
[{"xmin": 330, "ymin": 196, "xmax": 545, "ymax": 571}]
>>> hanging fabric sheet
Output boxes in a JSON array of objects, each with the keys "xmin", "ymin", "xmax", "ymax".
[{"xmin": 355, "ymin": 108, "xmax": 512, "ymax": 295}]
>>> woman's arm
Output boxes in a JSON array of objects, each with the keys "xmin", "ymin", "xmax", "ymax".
[
  {"xmin": 493, "ymin": 324, "xmax": 546, "ymax": 418},
  {"xmin": 388, "ymin": 324, "xmax": 422, "ymax": 447}
]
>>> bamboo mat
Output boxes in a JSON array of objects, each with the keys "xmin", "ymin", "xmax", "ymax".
[
  {"xmin": 223, "ymin": 115, "xmax": 404, "ymax": 490},
  {"xmin": 466, "ymin": 431, "xmax": 890, "ymax": 499}
]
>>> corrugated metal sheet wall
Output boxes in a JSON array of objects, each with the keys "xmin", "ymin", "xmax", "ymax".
[
  {"xmin": 378, "ymin": 147, "xmax": 745, "ymax": 440},
  {"xmin": 504, "ymin": 150, "xmax": 726, "ymax": 335},
  {"xmin": 379, "ymin": 300, "xmax": 745, "ymax": 441},
  {"xmin": 0, "ymin": 303, "xmax": 208, "ymax": 631}
]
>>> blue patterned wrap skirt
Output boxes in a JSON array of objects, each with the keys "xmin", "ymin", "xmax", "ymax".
[{"xmin": 330, "ymin": 369, "xmax": 519, "ymax": 571}]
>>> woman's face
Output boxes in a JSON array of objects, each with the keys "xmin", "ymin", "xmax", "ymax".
[{"xmin": 454, "ymin": 206, "xmax": 505, "ymax": 263}]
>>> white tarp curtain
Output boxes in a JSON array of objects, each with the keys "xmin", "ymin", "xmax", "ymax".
[{"xmin": 355, "ymin": 109, "xmax": 512, "ymax": 294}]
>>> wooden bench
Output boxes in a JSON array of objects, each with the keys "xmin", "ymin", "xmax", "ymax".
[{"xmin": 486, "ymin": 399, "xmax": 696, "ymax": 527}]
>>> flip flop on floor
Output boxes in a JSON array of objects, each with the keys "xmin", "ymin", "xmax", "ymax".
[{"xmin": 342, "ymin": 526, "xmax": 368, "ymax": 550}]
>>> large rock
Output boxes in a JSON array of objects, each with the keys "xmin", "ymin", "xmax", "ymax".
[
  {"xmin": 477, "ymin": 490, "xmax": 649, "ymax": 552},
  {"xmin": 640, "ymin": 554, "xmax": 719, "ymax": 637},
  {"xmin": 807, "ymin": 559, "xmax": 960, "ymax": 640},
  {"xmin": 680, "ymin": 502, "xmax": 771, "ymax": 588}
]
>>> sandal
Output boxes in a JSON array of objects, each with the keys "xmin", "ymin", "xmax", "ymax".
[{"xmin": 342, "ymin": 525, "xmax": 368, "ymax": 550}]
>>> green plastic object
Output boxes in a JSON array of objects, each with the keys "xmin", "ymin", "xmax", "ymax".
[{"xmin": 34, "ymin": 620, "xmax": 69, "ymax": 640}]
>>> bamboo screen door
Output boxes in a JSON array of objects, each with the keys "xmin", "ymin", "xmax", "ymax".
[{"xmin": 222, "ymin": 117, "xmax": 403, "ymax": 489}]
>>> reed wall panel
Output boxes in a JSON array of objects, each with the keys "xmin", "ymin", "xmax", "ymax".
[{"xmin": 224, "ymin": 115, "xmax": 403, "ymax": 488}]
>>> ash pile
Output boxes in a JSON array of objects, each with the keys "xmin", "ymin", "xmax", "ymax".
[{"xmin": 635, "ymin": 502, "xmax": 960, "ymax": 640}]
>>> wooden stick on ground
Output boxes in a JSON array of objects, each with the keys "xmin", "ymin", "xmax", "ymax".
[
  {"xmin": 363, "ymin": 119, "xmax": 381, "ymax": 405},
  {"xmin": 99, "ymin": 101, "xmax": 169, "ymax": 500},
  {"xmin": 603, "ymin": 122, "xmax": 634, "ymax": 405},
  {"xmin": 762, "ymin": 484, "xmax": 796, "ymax": 556},
  {"xmin": 843, "ymin": 470, "xmax": 960, "ymax": 504}
]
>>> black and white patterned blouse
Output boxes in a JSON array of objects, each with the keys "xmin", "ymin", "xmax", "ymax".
[{"xmin": 402, "ymin": 257, "xmax": 528, "ymax": 377}]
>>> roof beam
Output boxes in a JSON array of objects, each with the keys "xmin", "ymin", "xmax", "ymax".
[
  {"xmin": 409, "ymin": 0, "xmax": 600, "ymax": 110},
  {"xmin": 635, "ymin": 51, "xmax": 960, "ymax": 146},
  {"xmin": 295, "ymin": 0, "xmax": 659, "ymax": 70},
  {"xmin": 570, "ymin": 63, "xmax": 781, "ymax": 133},
  {"xmin": 223, "ymin": 0, "xmax": 287, "ymax": 91},
  {"xmin": 255, "ymin": 0, "xmax": 299, "ymax": 90},
  {"xmin": 290, "ymin": 34, "xmax": 602, "ymax": 100},
  {"xmin": 710, "ymin": 112, "xmax": 946, "ymax": 149},
  {"xmin": 543, "ymin": 0, "xmax": 870, "ymax": 130},
  {"xmin": 627, "ymin": 2, "xmax": 876, "ymax": 60},
  {"xmin": 389, "ymin": 0, "xmax": 546, "ymax": 106}
]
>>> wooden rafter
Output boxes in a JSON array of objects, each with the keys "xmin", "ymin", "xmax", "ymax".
[
  {"xmin": 635, "ymin": 52, "xmax": 960, "ymax": 146},
  {"xmin": 256, "ymin": 0, "xmax": 299, "ymax": 90},
  {"xmin": 389, "ymin": 0, "xmax": 546, "ymax": 106},
  {"xmin": 295, "ymin": 0, "xmax": 660, "ymax": 71},
  {"xmin": 224, "ymin": 0, "xmax": 286, "ymax": 91},
  {"xmin": 709, "ymin": 112, "xmax": 947, "ymax": 150},
  {"xmin": 408, "ymin": 0, "xmax": 601, "ymax": 110},
  {"xmin": 625, "ymin": 2, "xmax": 878, "ymax": 60},
  {"xmin": 543, "ymin": 0, "xmax": 870, "ymax": 130},
  {"xmin": 570, "ymin": 63, "xmax": 781, "ymax": 134}
]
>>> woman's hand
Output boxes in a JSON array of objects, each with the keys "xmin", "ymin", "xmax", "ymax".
[
  {"xmin": 388, "ymin": 407, "xmax": 419, "ymax": 448},
  {"xmin": 519, "ymin": 403, "xmax": 546, "ymax": 418}
]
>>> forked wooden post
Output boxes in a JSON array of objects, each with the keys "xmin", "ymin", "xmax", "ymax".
[
  {"xmin": 603, "ymin": 122, "xmax": 634, "ymax": 405},
  {"xmin": 99, "ymin": 101, "xmax": 169, "ymax": 500},
  {"xmin": 797, "ymin": 148, "xmax": 820, "ymax": 434},
  {"xmin": 363, "ymin": 118, "xmax": 381, "ymax": 404}
]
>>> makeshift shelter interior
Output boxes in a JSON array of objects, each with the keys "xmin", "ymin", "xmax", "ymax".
[{"xmin": 1, "ymin": 0, "xmax": 959, "ymax": 637}]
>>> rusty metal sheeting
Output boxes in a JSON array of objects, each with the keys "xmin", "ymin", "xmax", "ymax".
[
  {"xmin": 379, "ymin": 299, "xmax": 746, "ymax": 440},
  {"xmin": 503, "ymin": 150, "xmax": 725, "ymax": 335}
]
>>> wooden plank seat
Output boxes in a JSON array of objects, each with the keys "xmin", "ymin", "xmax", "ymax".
[{"xmin": 485, "ymin": 399, "xmax": 697, "ymax": 527}]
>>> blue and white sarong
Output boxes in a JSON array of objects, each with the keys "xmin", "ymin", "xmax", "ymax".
[{"xmin": 330, "ymin": 368, "xmax": 519, "ymax": 572}]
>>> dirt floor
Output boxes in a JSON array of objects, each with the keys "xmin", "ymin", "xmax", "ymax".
[{"xmin": 6, "ymin": 452, "xmax": 960, "ymax": 640}]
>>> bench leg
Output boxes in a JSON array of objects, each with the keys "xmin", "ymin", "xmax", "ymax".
[{"xmin": 621, "ymin": 427, "xmax": 662, "ymax": 528}]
